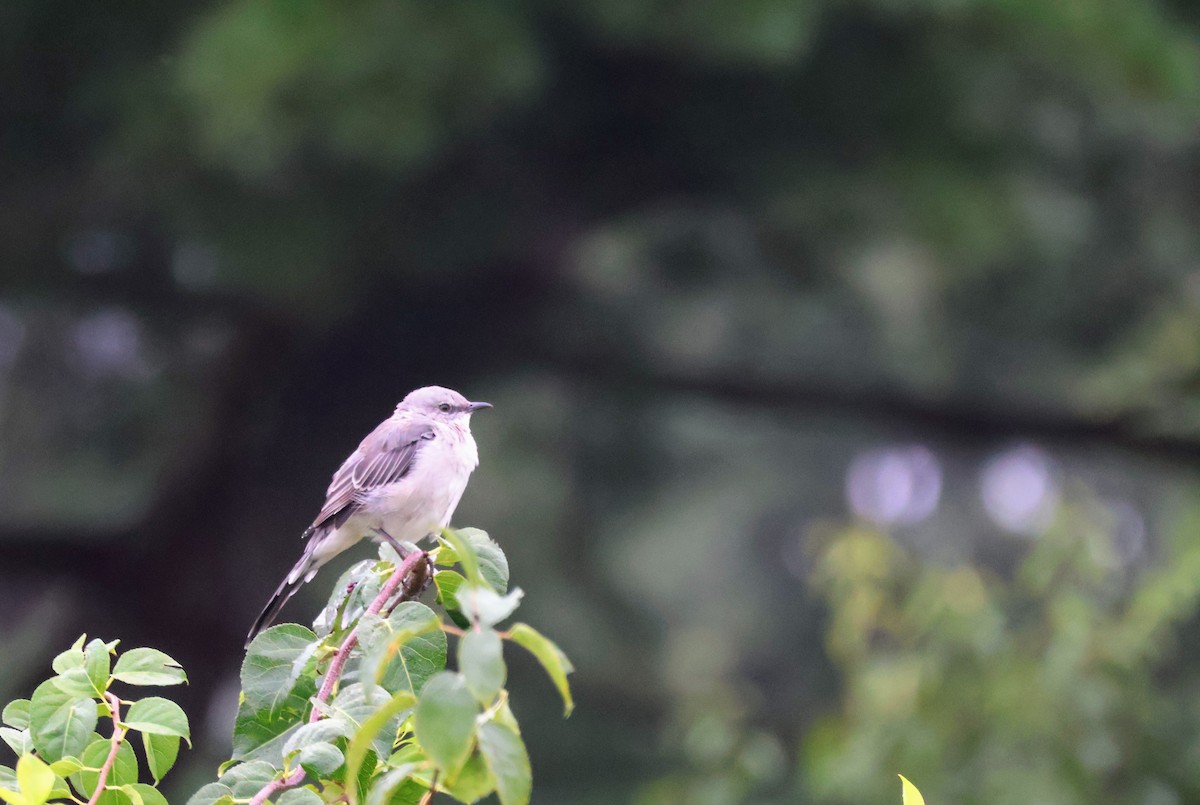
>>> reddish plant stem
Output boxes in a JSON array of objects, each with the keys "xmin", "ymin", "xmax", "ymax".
[
  {"xmin": 86, "ymin": 692, "xmax": 127, "ymax": 805},
  {"xmin": 248, "ymin": 550, "xmax": 429, "ymax": 805},
  {"xmin": 248, "ymin": 768, "xmax": 305, "ymax": 805}
]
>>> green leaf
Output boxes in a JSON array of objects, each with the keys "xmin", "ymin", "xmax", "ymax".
[
  {"xmin": 331, "ymin": 685, "xmax": 404, "ymax": 761},
  {"xmin": 119, "ymin": 784, "xmax": 168, "ymax": 805},
  {"xmin": 142, "ymin": 733, "xmax": 180, "ymax": 783},
  {"xmin": 434, "ymin": 571, "xmax": 470, "ymax": 630},
  {"xmin": 74, "ymin": 739, "xmax": 138, "ymax": 797},
  {"xmin": 28, "ymin": 679, "xmax": 96, "ymax": 762},
  {"xmin": 439, "ymin": 530, "xmax": 482, "ymax": 589},
  {"xmin": 47, "ymin": 758, "xmax": 81, "ymax": 777},
  {"xmin": 277, "ymin": 788, "xmax": 323, "ymax": 805},
  {"xmin": 456, "ymin": 528, "xmax": 509, "ymax": 593},
  {"xmin": 314, "ymin": 560, "xmax": 383, "ymax": 638},
  {"xmin": 233, "ymin": 623, "xmax": 321, "ymax": 764},
  {"xmin": 184, "ymin": 782, "xmax": 234, "ymax": 805},
  {"xmin": 15, "ymin": 755, "xmax": 54, "ymax": 805},
  {"xmin": 343, "ymin": 691, "xmax": 416, "ymax": 804},
  {"xmin": 216, "ymin": 760, "xmax": 278, "ymax": 798},
  {"xmin": 0, "ymin": 767, "xmax": 15, "ymax": 790},
  {"xmin": 507, "ymin": 624, "xmax": 574, "ymax": 716},
  {"xmin": 364, "ymin": 766, "xmax": 423, "ymax": 805},
  {"xmin": 297, "ymin": 741, "xmax": 343, "ymax": 777},
  {"xmin": 51, "ymin": 669, "xmax": 98, "ymax": 699},
  {"xmin": 455, "ymin": 586, "xmax": 523, "ymax": 628},
  {"xmin": 84, "ymin": 639, "xmax": 111, "ymax": 694},
  {"xmin": 2, "ymin": 702, "xmax": 30, "ymax": 731},
  {"xmin": 440, "ymin": 528, "xmax": 510, "ymax": 594},
  {"xmin": 900, "ymin": 775, "xmax": 926, "ymax": 805},
  {"xmin": 459, "ymin": 629, "xmax": 506, "ymax": 705},
  {"xmin": 478, "ymin": 723, "xmax": 531, "ymax": 805},
  {"xmin": 413, "ymin": 672, "xmax": 479, "ymax": 779},
  {"xmin": 123, "ymin": 698, "xmax": 190, "ymax": 744},
  {"xmin": 0, "ymin": 730, "xmax": 30, "ymax": 757},
  {"xmin": 230, "ymin": 701, "xmax": 303, "ymax": 766},
  {"xmin": 51, "ymin": 637, "xmax": 87, "ymax": 675},
  {"xmin": 113, "ymin": 649, "xmax": 187, "ymax": 687},
  {"xmin": 360, "ymin": 603, "xmax": 447, "ymax": 696},
  {"xmin": 440, "ymin": 752, "xmax": 495, "ymax": 803},
  {"xmin": 242, "ymin": 625, "xmax": 321, "ymax": 713},
  {"xmin": 283, "ymin": 718, "xmax": 353, "ymax": 758}
]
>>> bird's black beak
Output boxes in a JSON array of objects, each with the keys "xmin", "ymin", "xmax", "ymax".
[{"xmin": 468, "ymin": 401, "xmax": 493, "ymax": 412}]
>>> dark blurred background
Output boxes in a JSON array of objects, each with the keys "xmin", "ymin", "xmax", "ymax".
[{"xmin": 4, "ymin": 1, "xmax": 1200, "ymax": 803}]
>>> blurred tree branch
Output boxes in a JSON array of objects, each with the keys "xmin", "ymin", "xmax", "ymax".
[{"xmin": 554, "ymin": 356, "xmax": 1200, "ymax": 462}]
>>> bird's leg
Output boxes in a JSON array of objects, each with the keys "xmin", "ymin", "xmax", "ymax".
[{"xmin": 375, "ymin": 528, "xmax": 412, "ymax": 559}]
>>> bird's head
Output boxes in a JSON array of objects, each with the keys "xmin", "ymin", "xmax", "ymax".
[{"xmin": 399, "ymin": 385, "xmax": 492, "ymax": 421}]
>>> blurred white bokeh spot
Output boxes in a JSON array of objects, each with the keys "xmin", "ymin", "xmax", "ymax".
[
  {"xmin": 980, "ymin": 444, "xmax": 1059, "ymax": 534},
  {"xmin": 846, "ymin": 444, "xmax": 942, "ymax": 526}
]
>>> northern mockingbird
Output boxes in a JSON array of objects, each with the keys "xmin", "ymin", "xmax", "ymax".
[{"xmin": 247, "ymin": 385, "xmax": 491, "ymax": 645}]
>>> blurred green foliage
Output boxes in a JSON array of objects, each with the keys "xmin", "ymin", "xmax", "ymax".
[{"xmin": 803, "ymin": 494, "xmax": 1200, "ymax": 803}]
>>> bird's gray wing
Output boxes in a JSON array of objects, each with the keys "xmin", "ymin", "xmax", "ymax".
[{"xmin": 311, "ymin": 418, "xmax": 436, "ymax": 530}]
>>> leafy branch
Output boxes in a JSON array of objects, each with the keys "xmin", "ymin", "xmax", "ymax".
[
  {"xmin": 247, "ymin": 549, "xmax": 432, "ymax": 805},
  {"xmin": 0, "ymin": 527, "xmax": 574, "ymax": 805},
  {"xmin": 0, "ymin": 638, "xmax": 189, "ymax": 805},
  {"xmin": 194, "ymin": 526, "xmax": 572, "ymax": 805}
]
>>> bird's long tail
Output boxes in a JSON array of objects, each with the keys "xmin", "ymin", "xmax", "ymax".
[{"xmin": 246, "ymin": 526, "xmax": 323, "ymax": 647}]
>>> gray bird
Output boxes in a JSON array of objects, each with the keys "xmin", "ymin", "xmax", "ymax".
[{"xmin": 247, "ymin": 385, "xmax": 491, "ymax": 645}]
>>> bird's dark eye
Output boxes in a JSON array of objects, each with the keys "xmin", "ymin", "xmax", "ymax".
[{"xmin": 438, "ymin": 403, "xmax": 452, "ymax": 413}]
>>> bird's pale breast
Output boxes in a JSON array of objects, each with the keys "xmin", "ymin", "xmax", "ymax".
[{"xmin": 362, "ymin": 420, "xmax": 478, "ymax": 543}]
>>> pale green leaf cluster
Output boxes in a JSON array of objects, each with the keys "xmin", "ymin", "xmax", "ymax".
[{"xmin": 0, "ymin": 637, "xmax": 188, "ymax": 805}]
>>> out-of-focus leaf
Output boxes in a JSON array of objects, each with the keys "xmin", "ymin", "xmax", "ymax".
[
  {"xmin": 899, "ymin": 775, "xmax": 925, "ymax": 805},
  {"xmin": 478, "ymin": 723, "xmax": 531, "ymax": 805},
  {"xmin": 343, "ymin": 691, "xmax": 415, "ymax": 804},
  {"xmin": 459, "ymin": 629, "xmax": 506, "ymax": 705},
  {"xmin": 434, "ymin": 571, "xmax": 470, "ymax": 630},
  {"xmin": 364, "ymin": 766, "xmax": 423, "ymax": 805},
  {"xmin": 456, "ymin": 586, "xmax": 523, "ymax": 628},
  {"xmin": 15, "ymin": 755, "xmax": 54, "ymax": 805},
  {"xmin": 46, "ymin": 758, "xmax": 81, "ymax": 777},
  {"xmin": 506, "ymin": 624, "xmax": 574, "ymax": 716},
  {"xmin": 454, "ymin": 528, "xmax": 509, "ymax": 593},
  {"xmin": 413, "ymin": 673, "xmax": 478, "ymax": 779},
  {"xmin": 439, "ymin": 752, "xmax": 494, "ymax": 803}
]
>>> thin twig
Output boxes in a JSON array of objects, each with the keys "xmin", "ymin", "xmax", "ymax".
[
  {"xmin": 248, "ymin": 550, "xmax": 430, "ymax": 805},
  {"xmin": 86, "ymin": 693, "xmax": 127, "ymax": 805},
  {"xmin": 417, "ymin": 772, "xmax": 438, "ymax": 805}
]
